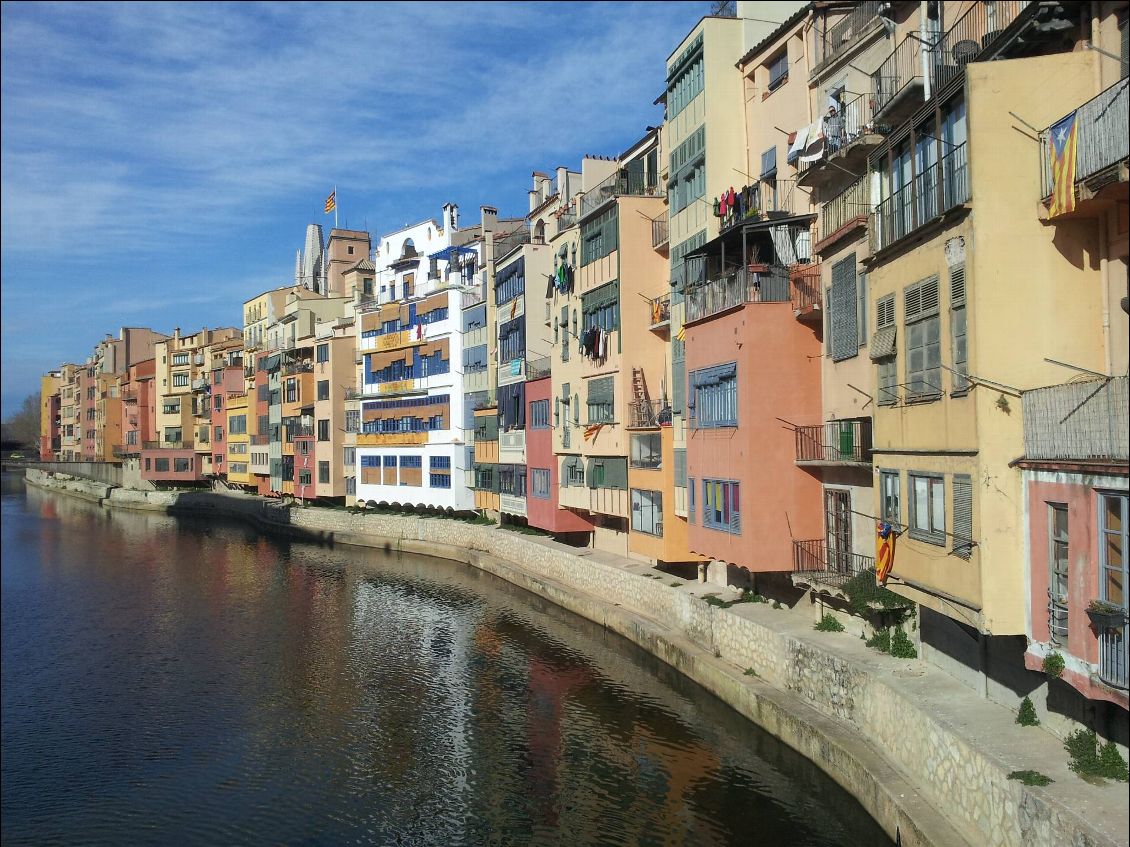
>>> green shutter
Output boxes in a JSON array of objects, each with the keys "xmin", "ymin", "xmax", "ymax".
[
  {"xmin": 604, "ymin": 457, "xmax": 628, "ymax": 490},
  {"xmin": 587, "ymin": 376, "xmax": 614, "ymax": 404},
  {"xmin": 953, "ymin": 474, "xmax": 973, "ymax": 560},
  {"xmin": 582, "ymin": 280, "xmax": 620, "ymax": 312}
]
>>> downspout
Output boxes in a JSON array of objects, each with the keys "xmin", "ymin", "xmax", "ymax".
[
  {"xmin": 920, "ymin": 0, "xmax": 933, "ymax": 103},
  {"xmin": 1091, "ymin": 1, "xmax": 1113, "ymax": 375}
]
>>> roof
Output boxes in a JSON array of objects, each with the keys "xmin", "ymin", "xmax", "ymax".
[
  {"xmin": 736, "ymin": 3, "xmax": 814, "ymax": 69},
  {"xmin": 343, "ymin": 258, "xmax": 375, "ymax": 274}
]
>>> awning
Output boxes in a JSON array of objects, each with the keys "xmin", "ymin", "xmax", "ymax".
[
  {"xmin": 684, "ymin": 214, "xmax": 817, "ymax": 262},
  {"xmin": 870, "ymin": 326, "xmax": 897, "ymax": 361},
  {"xmin": 428, "ymin": 244, "xmax": 477, "ymax": 262}
]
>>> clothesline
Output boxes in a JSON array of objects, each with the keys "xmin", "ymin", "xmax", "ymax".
[{"xmin": 843, "ymin": 506, "xmax": 977, "ymax": 551}]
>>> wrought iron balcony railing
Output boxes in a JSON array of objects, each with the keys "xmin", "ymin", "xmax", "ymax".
[
  {"xmin": 627, "ymin": 399, "xmax": 671, "ymax": 429},
  {"xmin": 871, "ymin": 142, "xmax": 969, "ymax": 252},
  {"xmin": 792, "ymin": 538, "xmax": 875, "ymax": 589},
  {"xmin": 651, "ymin": 217, "xmax": 669, "ymax": 249},
  {"xmin": 795, "ymin": 419, "xmax": 872, "ymax": 465},
  {"xmin": 820, "ymin": 176, "xmax": 870, "ymax": 241},
  {"xmin": 812, "ymin": 1, "xmax": 881, "ymax": 71}
]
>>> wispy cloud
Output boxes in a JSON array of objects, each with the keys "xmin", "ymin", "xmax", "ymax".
[{"xmin": 1, "ymin": 1, "xmax": 702, "ymax": 413}]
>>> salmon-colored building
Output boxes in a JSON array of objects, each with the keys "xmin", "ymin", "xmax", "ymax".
[
  {"xmin": 524, "ymin": 375, "xmax": 593, "ymax": 538},
  {"xmin": 683, "ymin": 217, "xmax": 823, "ymax": 575}
]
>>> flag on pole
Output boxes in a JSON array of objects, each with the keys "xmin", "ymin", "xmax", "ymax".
[
  {"xmin": 875, "ymin": 520, "xmax": 898, "ymax": 586},
  {"xmin": 1047, "ymin": 112, "xmax": 1078, "ymax": 217},
  {"xmin": 324, "ymin": 190, "xmax": 337, "ymax": 214},
  {"xmin": 583, "ymin": 423, "xmax": 603, "ymax": 442},
  {"xmin": 676, "ymin": 325, "xmax": 685, "ymax": 342}
]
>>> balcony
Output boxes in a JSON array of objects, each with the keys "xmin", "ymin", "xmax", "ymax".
[
  {"xmin": 685, "ymin": 266, "xmax": 790, "ymax": 324},
  {"xmin": 1020, "ymin": 377, "xmax": 1128, "ymax": 464},
  {"xmin": 932, "ymin": 1, "xmax": 1033, "ymax": 93},
  {"xmin": 1039, "ymin": 80, "xmax": 1129, "ymax": 217},
  {"xmin": 193, "ymin": 353, "xmax": 205, "ymax": 366},
  {"xmin": 493, "ymin": 228, "xmax": 530, "ymax": 262},
  {"xmin": 627, "ymin": 399, "xmax": 671, "ymax": 430},
  {"xmin": 1099, "ymin": 623, "xmax": 1128, "ymax": 690},
  {"xmin": 792, "ymin": 538, "xmax": 876, "ymax": 591},
  {"xmin": 526, "ymin": 356, "xmax": 551, "ymax": 381},
  {"xmin": 651, "ymin": 217, "xmax": 669, "ymax": 250},
  {"xmin": 797, "ymin": 93, "xmax": 887, "ymax": 190},
  {"xmin": 251, "ymin": 434, "xmax": 270, "ymax": 445},
  {"xmin": 191, "ymin": 377, "xmax": 207, "ymax": 390},
  {"xmin": 812, "ymin": 1, "xmax": 881, "ymax": 73},
  {"xmin": 283, "ymin": 361, "xmax": 314, "ymax": 376},
  {"xmin": 789, "ymin": 264, "xmax": 822, "ymax": 322},
  {"xmin": 499, "ymin": 429, "xmax": 526, "ymax": 465},
  {"xmin": 795, "ymin": 419, "xmax": 872, "ymax": 467},
  {"xmin": 871, "ymin": 32, "xmax": 929, "ymax": 126},
  {"xmin": 144, "ymin": 440, "xmax": 192, "ymax": 450},
  {"xmin": 871, "ymin": 142, "xmax": 969, "ymax": 254},
  {"xmin": 553, "ymin": 212, "xmax": 577, "ymax": 237},
  {"xmin": 817, "ymin": 177, "xmax": 869, "ymax": 250},
  {"xmin": 648, "ymin": 294, "xmax": 671, "ymax": 331},
  {"xmin": 579, "ymin": 168, "xmax": 662, "ymax": 218},
  {"xmin": 500, "ymin": 494, "xmax": 528, "ymax": 518},
  {"xmin": 461, "ymin": 284, "xmax": 486, "ymax": 309}
]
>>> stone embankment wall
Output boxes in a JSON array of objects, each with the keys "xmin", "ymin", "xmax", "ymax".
[{"xmin": 22, "ymin": 469, "xmax": 1120, "ymax": 847}]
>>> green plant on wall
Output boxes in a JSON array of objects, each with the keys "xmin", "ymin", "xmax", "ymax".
[
  {"xmin": 1042, "ymin": 652, "xmax": 1065, "ymax": 679},
  {"xmin": 890, "ymin": 628, "xmax": 917, "ymax": 658},
  {"xmin": 1016, "ymin": 696, "xmax": 1040, "ymax": 727},
  {"xmin": 1065, "ymin": 729, "xmax": 1130, "ymax": 783},
  {"xmin": 815, "ymin": 614, "xmax": 845, "ymax": 632},
  {"xmin": 842, "ymin": 568, "xmax": 911, "ymax": 617},
  {"xmin": 1008, "ymin": 769, "xmax": 1053, "ymax": 786},
  {"xmin": 866, "ymin": 628, "xmax": 891, "ymax": 653}
]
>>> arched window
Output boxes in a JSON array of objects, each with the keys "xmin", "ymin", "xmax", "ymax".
[{"xmin": 534, "ymin": 220, "xmax": 545, "ymax": 244}]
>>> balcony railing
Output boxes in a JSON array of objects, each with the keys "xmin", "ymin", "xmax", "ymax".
[
  {"xmin": 1021, "ymin": 376, "xmax": 1128, "ymax": 462},
  {"xmin": 652, "ymin": 217, "xmax": 669, "ymax": 249},
  {"xmin": 789, "ymin": 265, "xmax": 822, "ymax": 317},
  {"xmin": 792, "ymin": 538, "xmax": 875, "ymax": 589},
  {"xmin": 872, "ymin": 142, "xmax": 969, "ymax": 252},
  {"xmin": 526, "ymin": 356, "xmax": 551, "ymax": 381},
  {"xmin": 461, "ymin": 283, "xmax": 486, "ymax": 309},
  {"xmin": 250, "ymin": 434, "xmax": 270, "ymax": 445},
  {"xmin": 1039, "ymin": 79, "xmax": 1129, "ymax": 201},
  {"xmin": 872, "ymin": 32, "xmax": 928, "ymax": 120},
  {"xmin": 144, "ymin": 440, "xmax": 192, "ymax": 450},
  {"xmin": 579, "ymin": 168, "xmax": 662, "ymax": 218},
  {"xmin": 648, "ymin": 294, "xmax": 671, "ymax": 329},
  {"xmin": 493, "ymin": 228, "xmax": 530, "ymax": 261},
  {"xmin": 1099, "ymin": 623, "xmax": 1128, "ymax": 690},
  {"xmin": 553, "ymin": 212, "xmax": 577, "ymax": 237},
  {"xmin": 627, "ymin": 399, "xmax": 671, "ymax": 429},
  {"xmin": 283, "ymin": 361, "xmax": 313, "ymax": 376},
  {"xmin": 813, "ymin": 0, "xmax": 881, "ymax": 70},
  {"xmin": 685, "ymin": 265, "xmax": 790, "ymax": 323},
  {"xmin": 933, "ymin": 1, "xmax": 1031, "ymax": 92},
  {"xmin": 820, "ymin": 176, "xmax": 869, "ymax": 242},
  {"xmin": 798, "ymin": 93, "xmax": 885, "ymax": 184},
  {"xmin": 795, "ymin": 419, "xmax": 872, "ymax": 465}
]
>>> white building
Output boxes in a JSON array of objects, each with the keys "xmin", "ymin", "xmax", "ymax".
[{"xmin": 355, "ymin": 205, "xmax": 483, "ymax": 511}]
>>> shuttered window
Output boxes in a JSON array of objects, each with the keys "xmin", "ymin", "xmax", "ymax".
[
  {"xmin": 690, "ymin": 363, "xmax": 737, "ymax": 427},
  {"xmin": 829, "ymin": 254, "xmax": 859, "ymax": 361},
  {"xmin": 673, "ymin": 448, "xmax": 687, "ymax": 487},
  {"xmin": 671, "ymin": 337, "xmax": 686, "ymax": 413},
  {"xmin": 581, "ymin": 206, "xmax": 618, "ymax": 266},
  {"xmin": 950, "ymin": 264, "xmax": 969, "ymax": 394},
  {"xmin": 586, "ymin": 457, "xmax": 627, "ymax": 490},
  {"xmin": 702, "ymin": 478, "xmax": 741, "ymax": 534},
  {"xmin": 952, "ymin": 474, "xmax": 973, "ymax": 559},
  {"xmin": 904, "ymin": 276, "xmax": 941, "ymax": 400},
  {"xmin": 560, "ymin": 306, "xmax": 570, "ymax": 361},
  {"xmin": 857, "ymin": 271, "xmax": 869, "ymax": 348},
  {"xmin": 688, "ymin": 478, "xmax": 695, "ymax": 524},
  {"xmin": 873, "ymin": 294, "xmax": 898, "ymax": 404},
  {"xmin": 587, "ymin": 376, "xmax": 615, "ymax": 423}
]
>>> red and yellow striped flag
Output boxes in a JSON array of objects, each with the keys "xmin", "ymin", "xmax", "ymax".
[
  {"xmin": 875, "ymin": 521, "xmax": 897, "ymax": 587},
  {"xmin": 324, "ymin": 190, "xmax": 336, "ymax": 214},
  {"xmin": 1047, "ymin": 112, "xmax": 1078, "ymax": 217},
  {"xmin": 583, "ymin": 423, "xmax": 603, "ymax": 442}
]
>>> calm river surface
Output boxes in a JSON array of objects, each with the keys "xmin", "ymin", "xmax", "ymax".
[{"xmin": 1, "ymin": 473, "xmax": 892, "ymax": 846}]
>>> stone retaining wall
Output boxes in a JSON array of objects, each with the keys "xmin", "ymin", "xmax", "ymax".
[{"xmin": 23, "ymin": 471, "xmax": 1119, "ymax": 847}]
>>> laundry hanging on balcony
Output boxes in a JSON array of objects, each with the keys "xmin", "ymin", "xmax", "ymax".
[{"xmin": 580, "ymin": 326, "xmax": 610, "ymax": 362}]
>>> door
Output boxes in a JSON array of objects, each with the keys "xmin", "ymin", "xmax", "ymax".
[{"xmin": 825, "ymin": 489, "xmax": 853, "ymax": 576}]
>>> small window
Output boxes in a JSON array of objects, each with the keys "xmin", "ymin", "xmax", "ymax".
[
  {"xmin": 767, "ymin": 49, "xmax": 789, "ymax": 91},
  {"xmin": 316, "ymin": 344, "xmax": 330, "ymax": 363},
  {"xmin": 317, "ymin": 380, "xmax": 330, "ymax": 401},
  {"xmin": 630, "ymin": 433, "xmax": 662, "ymax": 469},
  {"xmin": 317, "ymin": 419, "xmax": 330, "ymax": 441},
  {"xmin": 879, "ymin": 469, "xmax": 901, "ymax": 524},
  {"xmin": 702, "ymin": 479, "xmax": 740, "ymax": 534},
  {"xmin": 909, "ymin": 472, "xmax": 945, "ymax": 545},
  {"xmin": 531, "ymin": 468, "xmax": 551, "ymax": 499},
  {"xmin": 1048, "ymin": 502, "xmax": 1069, "ymax": 643},
  {"xmin": 318, "ymin": 461, "xmax": 330, "ymax": 484}
]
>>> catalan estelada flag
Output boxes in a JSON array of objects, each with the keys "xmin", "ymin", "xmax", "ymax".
[
  {"xmin": 324, "ymin": 190, "xmax": 336, "ymax": 214},
  {"xmin": 583, "ymin": 423, "xmax": 603, "ymax": 442},
  {"xmin": 1047, "ymin": 111, "xmax": 1078, "ymax": 217},
  {"xmin": 876, "ymin": 520, "xmax": 898, "ymax": 587},
  {"xmin": 675, "ymin": 325, "xmax": 685, "ymax": 342}
]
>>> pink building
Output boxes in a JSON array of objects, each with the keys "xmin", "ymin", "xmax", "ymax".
[
  {"xmin": 208, "ymin": 361, "xmax": 244, "ymax": 479},
  {"xmin": 1018, "ymin": 377, "xmax": 1128, "ymax": 708},
  {"xmin": 682, "ymin": 218, "xmax": 823, "ymax": 575},
  {"xmin": 525, "ymin": 376, "xmax": 593, "ymax": 538}
]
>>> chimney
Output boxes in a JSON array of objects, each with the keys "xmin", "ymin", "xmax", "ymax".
[
  {"xmin": 480, "ymin": 205, "xmax": 498, "ymax": 232},
  {"xmin": 556, "ymin": 166, "xmax": 569, "ymax": 201}
]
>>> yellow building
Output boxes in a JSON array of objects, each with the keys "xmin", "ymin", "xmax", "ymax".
[{"xmin": 226, "ymin": 390, "xmax": 251, "ymax": 488}]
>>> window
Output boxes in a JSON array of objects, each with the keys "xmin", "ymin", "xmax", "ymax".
[
  {"xmin": 213, "ymin": 369, "xmax": 223, "ymax": 385},
  {"xmin": 630, "ymin": 434, "xmax": 661, "ymax": 469},
  {"xmin": 214, "ymin": 426, "xmax": 224, "ymax": 441},
  {"xmin": 429, "ymin": 456, "xmax": 450, "ymax": 470},
  {"xmin": 905, "ymin": 277, "xmax": 942, "ymax": 399},
  {"xmin": 299, "ymin": 471, "xmax": 312, "ymax": 486},
  {"xmin": 669, "ymin": 129, "xmax": 706, "ymax": 215},
  {"xmin": 463, "ymin": 304, "xmax": 487, "ymax": 333},
  {"xmin": 360, "ymin": 455, "xmax": 380, "ymax": 468},
  {"xmin": 164, "ymin": 427, "xmax": 182, "ymax": 444},
  {"xmin": 317, "ymin": 419, "xmax": 330, "ymax": 441},
  {"xmin": 531, "ymin": 468, "xmax": 551, "ymax": 499},
  {"xmin": 401, "ymin": 455, "xmax": 423, "ymax": 468},
  {"xmin": 298, "ymin": 440, "xmax": 310, "ymax": 455},
  {"xmin": 318, "ymin": 461, "xmax": 330, "ymax": 484},
  {"xmin": 631, "ymin": 489, "xmax": 664, "ymax": 536},
  {"xmin": 499, "ymin": 465, "xmax": 526, "ymax": 496},
  {"xmin": 702, "ymin": 479, "xmax": 741, "ymax": 534},
  {"xmin": 586, "ymin": 377, "xmax": 614, "ymax": 423},
  {"xmin": 879, "ymin": 470, "xmax": 901, "ymax": 523},
  {"xmin": 316, "ymin": 344, "xmax": 328, "ymax": 365},
  {"xmin": 1100, "ymin": 494, "xmax": 1128, "ymax": 609},
  {"xmin": 909, "ymin": 473, "xmax": 945, "ymax": 544},
  {"xmin": 581, "ymin": 206, "xmax": 618, "ymax": 266},
  {"xmin": 1048, "ymin": 503, "xmax": 1069, "ymax": 643},
  {"xmin": 343, "ymin": 447, "xmax": 356, "ymax": 467},
  {"xmin": 495, "ymin": 257, "xmax": 525, "ymax": 306},
  {"xmin": 498, "ymin": 317, "xmax": 525, "ymax": 365},
  {"xmin": 767, "ymin": 49, "xmax": 789, "ymax": 90},
  {"xmin": 952, "ymin": 474, "xmax": 973, "ymax": 559},
  {"xmin": 154, "ymin": 458, "xmax": 170, "ymax": 472},
  {"xmin": 229, "ymin": 415, "xmax": 247, "ymax": 435},
  {"xmin": 174, "ymin": 458, "xmax": 191, "ymax": 473},
  {"xmin": 317, "ymin": 380, "xmax": 330, "ymax": 401},
  {"xmin": 172, "ymin": 372, "xmax": 189, "ymax": 387},
  {"xmin": 565, "ymin": 458, "xmax": 586, "ymax": 486},
  {"xmin": 171, "ymin": 352, "xmax": 189, "ymax": 366},
  {"xmin": 213, "ymin": 394, "xmax": 223, "ymax": 411},
  {"xmin": 162, "ymin": 400, "xmax": 181, "ymax": 415},
  {"xmin": 688, "ymin": 478, "xmax": 695, "ymax": 524},
  {"xmin": 582, "ymin": 281, "xmax": 620, "ymax": 335},
  {"xmin": 690, "ymin": 363, "xmax": 737, "ymax": 427},
  {"xmin": 760, "ymin": 146, "xmax": 777, "ymax": 179},
  {"xmin": 950, "ymin": 264, "xmax": 968, "ymax": 394},
  {"xmin": 828, "ymin": 254, "xmax": 859, "ymax": 361},
  {"xmin": 530, "ymin": 399, "xmax": 550, "ymax": 429},
  {"xmin": 213, "ymin": 454, "xmax": 223, "ymax": 466},
  {"xmin": 463, "ymin": 344, "xmax": 488, "ymax": 373},
  {"xmin": 666, "ymin": 42, "xmax": 703, "ymax": 119},
  {"xmin": 873, "ymin": 295, "xmax": 898, "ymax": 404}
]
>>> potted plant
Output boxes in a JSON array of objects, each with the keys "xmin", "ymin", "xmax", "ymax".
[{"xmin": 1086, "ymin": 600, "xmax": 1128, "ymax": 630}]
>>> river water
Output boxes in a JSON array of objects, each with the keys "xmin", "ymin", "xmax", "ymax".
[{"xmin": 1, "ymin": 474, "xmax": 892, "ymax": 846}]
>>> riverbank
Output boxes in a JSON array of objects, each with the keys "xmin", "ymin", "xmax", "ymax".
[{"xmin": 23, "ymin": 469, "xmax": 1128, "ymax": 847}]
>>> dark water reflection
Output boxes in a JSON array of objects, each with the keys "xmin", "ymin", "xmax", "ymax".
[{"xmin": 1, "ymin": 474, "xmax": 892, "ymax": 846}]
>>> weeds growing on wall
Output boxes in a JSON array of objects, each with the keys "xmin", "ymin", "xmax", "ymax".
[
  {"xmin": 1042, "ymin": 652, "xmax": 1065, "ymax": 680},
  {"xmin": 1064, "ymin": 729, "xmax": 1130, "ymax": 783},
  {"xmin": 1008, "ymin": 769, "xmax": 1053, "ymax": 786},
  {"xmin": 1016, "ymin": 696, "xmax": 1040, "ymax": 727},
  {"xmin": 815, "ymin": 614, "xmax": 845, "ymax": 632},
  {"xmin": 842, "ymin": 568, "xmax": 912, "ymax": 617}
]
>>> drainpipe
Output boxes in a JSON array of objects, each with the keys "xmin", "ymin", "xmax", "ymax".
[
  {"xmin": 920, "ymin": 0, "xmax": 933, "ymax": 103},
  {"xmin": 1091, "ymin": 2, "xmax": 1113, "ymax": 375}
]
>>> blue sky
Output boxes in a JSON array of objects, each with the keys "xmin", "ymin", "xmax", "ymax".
[{"xmin": 0, "ymin": 0, "xmax": 707, "ymax": 417}]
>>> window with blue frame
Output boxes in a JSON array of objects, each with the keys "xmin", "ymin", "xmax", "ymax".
[
  {"xmin": 530, "ymin": 399, "xmax": 550, "ymax": 429},
  {"xmin": 531, "ymin": 468, "xmax": 550, "ymax": 499},
  {"xmin": 419, "ymin": 306, "xmax": 448, "ymax": 325},
  {"xmin": 582, "ymin": 281, "xmax": 620, "ymax": 333},
  {"xmin": 499, "ymin": 317, "xmax": 525, "ymax": 364},
  {"xmin": 360, "ymin": 455, "xmax": 380, "ymax": 468},
  {"xmin": 690, "ymin": 363, "xmax": 737, "ymax": 427},
  {"xmin": 383, "ymin": 455, "xmax": 397, "ymax": 468},
  {"xmin": 429, "ymin": 456, "xmax": 451, "ymax": 470},
  {"xmin": 429, "ymin": 473, "xmax": 451, "ymax": 488},
  {"xmin": 400, "ymin": 456, "xmax": 422, "ymax": 468},
  {"xmin": 495, "ymin": 257, "xmax": 525, "ymax": 306},
  {"xmin": 702, "ymin": 479, "xmax": 740, "ymax": 534},
  {"xmin": 688, "ymin": 478, "xmax": 695, "ymax": 524},
  {"xmin": 462, "ymin": 304, "xmax": 487, "ymax": 332}
]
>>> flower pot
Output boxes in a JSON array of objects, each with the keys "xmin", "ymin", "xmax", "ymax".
[{"xmin": 1086, "ymin": 606, "xmax": 1128, "ymax": 630}]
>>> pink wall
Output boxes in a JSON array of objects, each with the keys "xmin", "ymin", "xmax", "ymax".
[
  {"xmin": 140, "ymin": 448, "xmax": 201, "ymax": 482},
  {"xmin": 685, "ymin": 302, "xmax": 822, "ymax": 572},
  {"xmin": 525, "ymin": 377, "xmax": 593, "ymax": 534}
]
